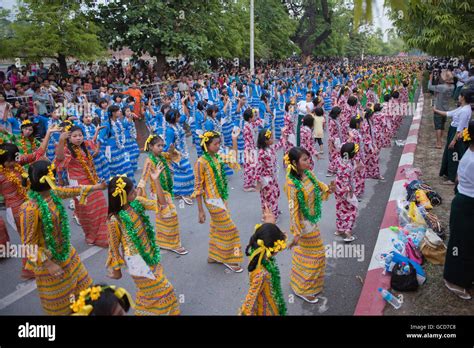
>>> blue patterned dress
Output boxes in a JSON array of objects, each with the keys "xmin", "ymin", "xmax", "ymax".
[
  {"xmin": 80, "ymin": 123, "xmax": 110, "ymax": 181},
  {"xmin": 164, "ymin": 122, "xmax": 195, "ymax": 197},
  {"xmin": 122, "ymin": 117, "xmax": 140, "ymax": 173},
  {"xmin": 100, "ymin": 120, "xmax": 135, "ymax": 183}
]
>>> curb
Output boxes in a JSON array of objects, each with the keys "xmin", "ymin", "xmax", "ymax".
[{"xmin": 354, "ymin": 91, "xmax": 425, "ymax": 315}]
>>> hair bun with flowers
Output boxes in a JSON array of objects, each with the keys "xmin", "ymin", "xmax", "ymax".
[
  {"xmin": 199, "ymin": 131, "xmax": 219, "ymax": 152},
  {"xmin": 39, "ymin": 162, "xmax": 57, "ymax": 190},
  {"xmin": 70, "ymin": 285, "xmax": 135, "ymax": 316},
  {"xmin": 265, "ymin": 129, "xmax": 272, "ymax": 139},
  {"xmin": 463, "ymin": 128, "xmax": 472, "ymax": 142},
  {"xmin": 144, "ymin": 134, "xmax": 155, "ymax": 151},
  {"xmin": 248, "ymin": 238, "xmax": 287, "ymax": 270},
  {"xmin": 112, "ymin": 176, "xmax": 128, "ymax": 206}
]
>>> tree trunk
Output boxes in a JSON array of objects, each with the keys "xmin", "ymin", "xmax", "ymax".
[
  {"xmin": 154, "ymin": 49, "xmax": 168, "ymax": 77},
  {"xmin": 57, "ymin": 54, "xmax": 68, "ymax": 77}
]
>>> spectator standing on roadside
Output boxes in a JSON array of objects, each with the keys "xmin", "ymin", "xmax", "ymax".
[{"xmin": 428, "ymin": 70, "xmax": 455, "ymax": 148}]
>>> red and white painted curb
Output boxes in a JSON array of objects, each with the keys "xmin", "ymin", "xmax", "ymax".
[{"xmin": 354, "ymin": 92, "xmax": 424, "ymax": 315}]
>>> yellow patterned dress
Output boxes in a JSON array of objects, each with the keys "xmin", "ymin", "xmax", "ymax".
[
  {"xmin": 19, "ymin": 186, "xmax": 94, "ymax": 315},
  {"xmin": 240, "ymin": 267, "xmax": 279, "ymax": 316},
  {"xmin": 107, "ymin": 196, "xmax": 180, "ymax": 316},
  {"xmin": 137, "ymin": 152, "xmax": 182, "ymax": 250},
  {"xmin": 193, "ymin": 151, "xmax": 242, "ymax": 264},
  {"xmin": 286, "ymin": 174, "xmax": 330, "ymax": 296}
]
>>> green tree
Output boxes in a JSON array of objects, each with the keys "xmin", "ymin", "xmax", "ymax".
[
  {"xmin": 0, "ymin": 1, "xmax": 106, "ymax": 76},
  {"xmin": 389, "ymin": 0, "xmax": 474, "ymax": 57}
]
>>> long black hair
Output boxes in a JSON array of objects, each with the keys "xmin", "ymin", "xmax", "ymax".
[
  {"xmin": 108, "ymin": 176, "xmax": 134, "ymax": 216},
  {"xmin": 329, "ymin": 106, "xmax": 341, "ymax": 119},
  {"xmin": 0, "ymin": 143, "xmax": 20, "ymax": 165},
  {"xmin": 245, "ymin": 223, "xmax": 286, "ymax": 272},
  {"xmin": 257, "ymin": 129, "xmax": 270, "ymax": 150},
  {"xmin": 28, "ymin": 160, "xmax": 56, "ymax": 192},
  {"xmin": 287, "ymin": 146, "xmax": 310, "ymax": 180},
  {"xmin": 347, "ymin": 95, "xmax": 358, "ymax": 107},
  {"xmin": 165, "ymin": 108, "xmax": 179, "ymax": 124},
  {"xmin": 349, "ymin": 116, "xmax": 362, "ymax": 129},
  {"xmin": 66, "ymin": 125, "xmax": 90, "ymax": 159},
  {"xmin": 341, "ymin": 142, "xmax": 357, "ymax": 159}
]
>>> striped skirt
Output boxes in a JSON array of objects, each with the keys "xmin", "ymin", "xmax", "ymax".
[
  {"xmin": 205, "ymin": 201, "xmax": 243, "ymax": 264},
  {"xmin": 34, "ymin": 247, "xmax": 93, "ymax": 315},
  {"xmin": 93, "ymin": 147, "xmax": 111, "ymax": 182},
  {"xmin": 73, "ymin": 190, "xmax": 109, "ymax": 247},
  {"xmin": 274, "ymin": 110, "xmax": 285, "ymax": 140},
  {"xmin": 125, "ymin": 137, "xmax": 140, "ymax": 173},
  {"xmin": 155, "ymin": 203, "xmax": 181, "ymax": 250},
  {"xmin": 172, "ymin": 157, "xmax": 195, "ymax": 197},
  {"xmin": 132, "ymin": 263, "xmax": 180, "ymax": 315},
  {"xmin": 222, "ymin": 119, "xmax": 234, "ymax": 147},
  {"xmin": 290, "ymin": 230, "xmax": 326, "ymax": 296},
  {"xmin": 108, "ymin": 145, "xmax": 135, "ymax": 184}
]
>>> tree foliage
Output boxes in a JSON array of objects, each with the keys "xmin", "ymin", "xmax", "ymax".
[
  {"xmin": 92, "ymin": 0, "xmax": 297, "ymax": 71},
  {"xmin": 0, "ymin": 0, "xmax": 106, "ymax": 75},
  {"xmin": 389, "ymin": 0, "xmax": 474, "ymax": 57}
]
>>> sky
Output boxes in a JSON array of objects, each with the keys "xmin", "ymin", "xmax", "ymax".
[{"xmin": 2, "ymin": 0, "xmax": 394, "ymax": 41}]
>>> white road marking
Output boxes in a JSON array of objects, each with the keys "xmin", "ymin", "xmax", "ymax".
[{"xmin": 0, "ymin": 246, "xmax": 103, "ymax": 311}]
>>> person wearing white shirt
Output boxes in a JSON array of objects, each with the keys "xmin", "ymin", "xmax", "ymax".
[
  {"xmin": 443, "ymin": 120, "xmax": 474, "ymax": 300},
  {"xmin": 296, "ymin": 91, "xmax": 315, "ymax": 146},
  {"xmin": 434, "ymin": 89, "xmax": 473, "ymax": 184}
]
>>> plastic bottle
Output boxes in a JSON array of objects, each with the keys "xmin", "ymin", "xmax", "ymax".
[
  {"xmin": 392, "ymin": 238, "xmax": 406, "ymax": 255},
  {"xmin": 378, "ymin": 288, "xmax": 403, "ymax": 309},
  {"xmin": 397, "ymin": 230, "xmax": 409, "ymax": 244}
]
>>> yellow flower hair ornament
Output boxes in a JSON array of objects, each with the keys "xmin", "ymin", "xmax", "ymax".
[
  {"xmin": 463, "ymin": 128, "xmax": 472, "ymax": 142},
  {"xmin": 39, "ymin": 162, "xmax": 57, "ymax": 190},
  {"xmin": 21, "ymin": 119, "xmax": 33, "ymax": 127},
  {"xmin": 144, "ymin": 135, "xmax": 155, "ymax": 151},
  {"xmin": 355, "ymin": 114, "xmax": 361, "ymax": 120},
  {"xmin": 199, "ymin": 131, "xmax": 218, "ymax": 152},
  {"xmin": 249, "ymin": 239, "xmax": 287, "ymax": 269},
  {"xmin": 0, "ymin": 149, "xmax": 6, "ymax": 155},
  {"xmin": 112, "ymin": 176, "xmax": 128, "ymax": 206},
  {"xmin": 283, "ymin": 153, "xmax": 297, "ymax": 174},
  {"xmin": 265, "ymin": 129, "xmax": 272, "ymax": 139},
  {"xmin": 353, "ymin": 143, "xmax": 360, "ymax": 155},
  {"xmin": 70, "ymin": 285, "xmax": 135, "ymax": 315}
]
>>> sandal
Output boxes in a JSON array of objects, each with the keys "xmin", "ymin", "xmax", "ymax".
[
  {"xmin": 343, "ymin": 234, "xmax": 356, "ymax": 243},
  {"xmin": 182, "ymin": 196, "xmax": 193, "ymax": 205},
  {"xmin": 295, "ymin": 293, "xmax": 319, "ymax": 304},
  {"xmin": 171, "ymin": 247, "xmax": 189, "ymax": 255},
  {"xmin": 326, "ymin": 172, "xmax": 335, "ymax": 177},
  {"xmin": 334, "ymin": 231, "xmax": 346, "ymax": 236},
  {"xmin": 224, "ymin": 263, "xmax": 243, "ymax": 273},
  {"xmin": 207, "ymin": 257, "xmax": 219, "ymax": 264},
  {"xmin": 441, "ymin": 180, "xmax": 455, "ymax": 186},
  {"xmin": 444, "ymin": 280, "xmax": 471, "ymax": 300}
]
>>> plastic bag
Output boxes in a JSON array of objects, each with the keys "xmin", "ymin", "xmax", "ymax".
[
  {"xmin": 408, "ymin": 202, "xmax": 427, "ymax": 227},
  {"xmin": 397, "ymin": 200, "xmax": 411, "ymax": 227}
]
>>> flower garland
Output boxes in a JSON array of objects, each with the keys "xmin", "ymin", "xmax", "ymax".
[
  {"xmin": 0, "ymin": 164, "xmax": 29, "ymax": 200},
  {"xmin": 248, "ymin": 247, "xmax": 287, "ymax": 316},
  {"xmin": 19, "ymin": 136, "xmax": 37, "ymax": 155},
  {"xmin": 118, "ymin": 200, "xmax": 160, "ymax": 266},
  {"xmin": 148, "ymin": 153, "xmax": 174, "ymax": 197},
  {"xmin": 29, "ymin": 190, "xmax": 71, "ymax": 262},
  {"xmin": 112, "ymin": 120, "xmax": 126, "ymax": 149},
  {"xmin": 73, "ymin": 145, "xmax": 99, "ymax": 184},
  {"xmin": 288, "ymin": 170, "xmax": 322, "ymax": 224},
  {"xmin": 202, "ymin": 152, "xmax": 228, "ymax": 201}
]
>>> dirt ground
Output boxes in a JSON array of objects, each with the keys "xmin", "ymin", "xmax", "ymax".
[{"xmin": 385, "ymin": 92, "xmax": 473, "ymax": 315}]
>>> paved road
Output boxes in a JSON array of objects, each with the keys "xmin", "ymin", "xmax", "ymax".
[{"xmin": 0, "ymin": 114, "xmax": 412, "ymax": 315}]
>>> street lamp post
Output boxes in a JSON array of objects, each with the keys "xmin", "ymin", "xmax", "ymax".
[{"xmin": 250, "ymin": 0, "xmax": 254, "ymax": 76}]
